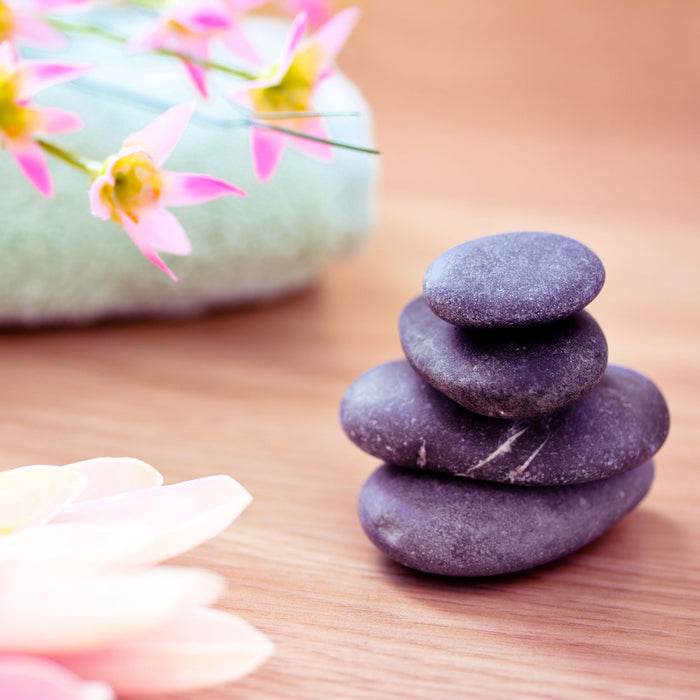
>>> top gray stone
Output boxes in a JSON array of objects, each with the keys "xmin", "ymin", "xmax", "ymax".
[{"xmin": 423, "ymin": 232, "xmax": 606, "ymax": 328}]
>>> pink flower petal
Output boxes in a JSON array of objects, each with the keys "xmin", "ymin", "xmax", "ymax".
[
  {"xmin": 12, "ymin": 15, "xmax": 67, "ymax": 50},
  {"xmin": 174, "ymin": 0, "xmax": 231, "ymax": 33},
  {"xmin": 0, "ymin": 523, "xmax": 153, "ymax": 571},
  {"xmin": 123, "ymin": 103, "xmax": 194, "ymax": 167},
  {"xmin": 15, "ymin": 61, "xmax": 90, "ymax": 101},
  {"xmin": 35, "ymin": 106, "xmax": 83, "ymax": 135},
  {"xmin": 56, "ymin": 608, "xmax": 273, "ymax": 696},
  {"xmin": 235, "ymin": 11, "xmax": 309, "ymax": 96},
  {"xmin": 52, "ymin": 475, "xmax": 252, "ymax": 567},
  {"xmin": 281, "ymin": 0, "xmax": 332, "ymax": 29},
  {"xmin": 64, "ymin": 458, "xmax": 164, "ymax": 503},
  {"xmin": 0, "ymin": 41, "xmax": 16, "ymax": 70},
  {"xmin": 160, "ymin": 171, "xmax": 246, "ymax": 207},
  {"xmin": 88, "ymin": 173, "xmax": 112, "ymax": 221},
  {"xmin": 220, "ymin": 23, "xmax": 261, "ymax": 65},
  {"xmin": 6, "ymin": 138, "xmax": 54, "ymax": 197},
  {"xmin": 0, "ymin": 465, "xmax": 86, "ymax": 534},
  {"xmin": 0, "ymin": 566, "xmax": 224, "ymax": 654},
  {"xmin": 0, "ymin": 654, "xmax": 114, "ymax": 700},
  {"xmin": 127, "ymin": 24, "xmax": 169, "ymax": 53},
  {"xmin": 312, "ymin": 6, "xmax": 361, "ymax": 70},
  {"xmin": 251, "ymin": 127, "xmax": 286, "ymax": 182},
  {"xmin": 115, "ymin": 210, "xmax": 180, "ymax": 281},
  {"xmin": 289, "ymin": 116, "xmax": 333, "ymax": 160},
  {"xmin": 121, "ymin": 205, "xmax": 192, "ymax": 256},
  {"xmin": 184, "ymin": 60, "xmax": 209, "ymax": 98}
]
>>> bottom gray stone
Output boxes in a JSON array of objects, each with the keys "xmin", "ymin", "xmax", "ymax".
[{"xmin": 358, "ymin": 461, "xmax": 654, "ymax": 577}]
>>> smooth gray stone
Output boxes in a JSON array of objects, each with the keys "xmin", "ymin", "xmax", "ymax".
[
  {"xmin": 423, "ymin": 231, "xmax": 605, "ymax": 328},
  {"xmin": 341, "ymin": 360, "xmax": 669, "ymax": 485},
  {"xmin": 399, "ymin": 296, "xmax": 608, "ymax": 418},
  {"xmin": 358, "ymin": 461, "xmax": 654, "ymax": 577}
]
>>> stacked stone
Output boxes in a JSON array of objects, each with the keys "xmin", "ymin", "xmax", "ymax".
[{"xmin": 340, "ymin": 232, "xmax": 669, "ymax": 577}]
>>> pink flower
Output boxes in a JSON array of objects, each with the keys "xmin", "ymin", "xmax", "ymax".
[
  {"xmin": 0, "ymin": 41, "xmax": 87, "ymax": 196},
  {"xmin": 0, "ymin": 458, "xmax": 274, "ymax": 696},
  {"xmin": 132, "ymin": 0, "xmax": 263, "ymax": 97},
  {"xmin": 235, "ymin": 6, "xmax": 360, "ymax": 181},
  {"xmin": 278, "ymin": 0, "xmax": 332, "ymax": 29},
  {"xmin": 0, "ymin": 0, "xmax": 73, "ymax": 50},
  {"xmin": 89, "ymin": 102, "xmax": 245, "ymax": 280},
  {"xmin": 0, "ymin": 654, "xmax": 113, "ymax": 700}
]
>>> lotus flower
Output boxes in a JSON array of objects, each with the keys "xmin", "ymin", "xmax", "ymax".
[
  {"xmin": 0, "ymin": 40, "xmax": 87, "ymax": 196},
  {"xmin": 235, "ymin": 6, "xmax": 360, "ymax": 181},
  {"xmin": 0, "ymin": 654, "xmax": 114, "ymax": 700},
  {"xmin": 89, "ymin": 102, "xmax": 246, "ymax": 280},
  {"xmin": 0, "ymin": 458, "xmax": 274, "ymax": 696}
]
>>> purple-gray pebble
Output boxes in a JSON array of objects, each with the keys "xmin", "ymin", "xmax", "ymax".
[
  {"xmin": 340, "ymin": 360, "xmax": 669, "ymax": 485},
  {"xmin": 358, "ymin": 461, "xmax": 654, "ymax": 577},
  {"xmin": 399, "ymin": 296, "xmax": 608, "ymax": 418},
  {"xmin": 423, "ymin": 231, "xmax": 606, "ymax": 328}
]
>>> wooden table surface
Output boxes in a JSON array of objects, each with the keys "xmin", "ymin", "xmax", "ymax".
[{"xmin": 2, "ymin": 1, "xmax": 699, "ymax": 698}]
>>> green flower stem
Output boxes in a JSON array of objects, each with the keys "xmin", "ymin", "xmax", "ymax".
[
  {"xmin": 250, "ymin": 120, "xmax": 381, "ymax": 156},
  {"xmin": 45, "ymin": 17, "xmax": 258, "ymax": 81},
  {"xmin": 36, "ymin": 138, "xmax": 101, "ymax": 177}
]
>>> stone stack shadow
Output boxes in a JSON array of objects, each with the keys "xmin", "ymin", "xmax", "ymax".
[{"xmin": 340, "ymin": 232, "xmax": 669, "ymax": 577}]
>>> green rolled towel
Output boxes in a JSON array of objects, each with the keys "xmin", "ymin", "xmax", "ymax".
[{"xmin": 0, "ymin": 13, "xmax": 377, "ymax": 325}]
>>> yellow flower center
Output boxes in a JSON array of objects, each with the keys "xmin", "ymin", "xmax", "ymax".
[
  {"xmin": 251, "ymin": 45, "xmax": 321, "ymax": 113},
  {"xmin": 101, "ymin": 151, "xmax": 163, "ymax": 222},
  {"xmin": 0, "ymin": 74, "xmax": 35, "ymax": 139},
  {"xmin": 0, "ymin": 2, "xmax": 14, "ymax": 43}
]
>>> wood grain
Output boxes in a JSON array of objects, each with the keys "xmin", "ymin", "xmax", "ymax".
[{"xmin": 1, "ymin": 1, "xmax": 698, "ymax": 698}]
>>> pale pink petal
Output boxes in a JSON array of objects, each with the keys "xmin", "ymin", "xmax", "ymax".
[
  {"xmin": 57, "ymin": 608, "xmax": 273, "ymax": 696},
  {"xmin": 0, "ymin": 654, "xmax": 114, "ymax": 700},
  {"xmin": 15, "ymin": 61, "xmax": 90, "ymax": 100},
  {"xmin": 0, "ymin": 523, "xmax": 153, "ymax": 571},
  {"xmin": 281, "ymin": 0, "xmax": 332, "ymax": 29},
  {"xmin": 220, "ymin": 23, "xmax": 261, "ymax": 65},
  {"xmin": 289, "ymin": 116, "xmax": 333, "ymax": 160},
  {"xmin": 88, "ymin": 173, "xmax": 113, "ymax": 221},
  {"xmin": 123, "ymin": 103, "xmax": 194, "ymax": 167},
  {"xmin": 128, "ymin": 23, "xmax": 170, "ymax": 53},
  {"xmin": 0, "ymin": 566, "xmax": 224, "ymax": 654},
  {"xmin": 13, "ymin": 15, "xmax": 67, "ymax": 50},
  {"xmin": 115, "ymin": 210, "xmax": 180, "ymax": 281},
  {"xmin": 52, "ymin": 475, "xmax": 252, "ymax": 567},
  {"xmin": 274, "ymin": 11, "xmax": 309, "ymax": 79},
  {"xmin": 311, "ymin": 6, "xmax": 360, "ymax": 70},
  {"xmin": 0, "ymin": 41, "xmax": 16, "ymax": 70},
  {"xmin": 160, "ymin": 171, "xmax": 246, "ymax": 207},
  {"xmin": 36, "ymin": 106, "xmax": 83, "ymax": 135},
  {"xmin": 64, "ymin": 458, "xmax": 164, "ymax": 503},
  {"xmin": 251, "ymin": 127, "xmax": 286, "ymax": 182},
  {"xmin": 184, "ymin": 60, "xmax": 209, "ymax": 98},
  {"xmin": 0, "ymin": 465, "xmax": 86, "ymax": 534},
  {"xmin": 7, "ymin": 138, "xmax": 54, "ymax": 197},
  {"xmin": 235, "ymin": 11, "xmax": 309, "ymax": 95},
  {"xmin": 174, "ymin": 0, "xmax": 231, "ymax": 33},
  {"xmin": 120, "ymin": 205, "xmax": 192, "ymax": 256}
]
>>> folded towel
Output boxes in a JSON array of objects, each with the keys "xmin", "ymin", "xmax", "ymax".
[{"xmin": 0, "ymin": 15, "xmax": 377, "ymax": 325}]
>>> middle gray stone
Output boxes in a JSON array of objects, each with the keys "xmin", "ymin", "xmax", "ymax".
[
  {"xmin": 399, "ymin": 296, "xmax": 608, "ymax": 418},
  {"xmin": 340, "ymin": 359, "xmax": 669, "ymax": 485}
]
